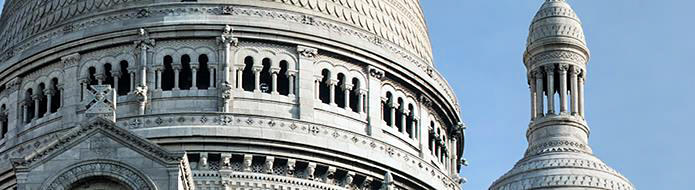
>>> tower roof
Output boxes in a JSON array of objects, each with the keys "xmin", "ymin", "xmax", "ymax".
[{"xmin": 527, "ymin": 0, "xmax": 587, "ymax": 51}]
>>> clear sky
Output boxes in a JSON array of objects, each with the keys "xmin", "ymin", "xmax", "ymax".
[
  {"xmin": 0, "ymin": 0, "xmax": 691, "ymax": 189},
  {"xmin": 421, "ymin": 0, "xmax": 694, "ymax": 189}
]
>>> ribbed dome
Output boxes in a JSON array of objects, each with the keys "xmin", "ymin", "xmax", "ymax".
[{"xmin": 527, "ymin": 0, "xmax": 586, "ymax": 49}]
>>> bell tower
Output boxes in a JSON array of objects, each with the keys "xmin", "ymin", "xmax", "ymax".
[{"xmin": 490, "ymin": 1, "xmax": 635, "ymax": 189}]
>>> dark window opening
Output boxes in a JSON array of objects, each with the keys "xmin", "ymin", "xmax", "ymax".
[
  {"xmin": 260, "ymin": 58, "xmax": 272, "ymax": 94},
  {"xmin": 383, "ymin": 92, "xmax": 393, "ymax": 126},
  {"xmin": 197, "ymin": 55, "xmax": 211, "ymax": 89},
  {"xmin": 37, "ymin": 83, "xmax": 47, "ymax": 118},
  {"xmin": 395, "ymin": 98, "xmax": 404, "ymax": 132},
  {"xmin": 162, "ymin": 56, "xmax": 175, "ymax": 91},
  {"xmin": 319, "ymin": 69, "xmax": 331, "ymax": 104},
  {"xmin": 88, "ymin": 67, "xmax": 98, "ymax": 85},
  {"xmin": 50, "ymin": 78, "xmax": 60, "ymax": 113},
  {"xmin": 179, "ymin": 55, "xmax": 193, "ymax": 90},
  {"xmin": 25, "ymin": 89, "xmax": 34, "ymax": 123},
  {"xmin": 278, "ymin": 61, "xmax": 290, "ymax": 96},
  {"xmin": 1, "ymin": 104, "xmax": 7, "ymax": 138},
  {"xmin": 406, "ymin": 104, "xmax": 415, "ymax": 138},
  {"xmin": 335, "ymin": 73, "xmax": 346, "ymax": 108},
  {"xmin": 118, "ymin": 61, "xmax": 131, "ymax": 95},
  {"xmin": 349, "ymin": 78, "xmax": 360, "ymax": 112},
  {"xmin": 104, "ymin": 64, "xmax": 114, "ymax": 88},
  {"xmin": 242, "ymin": 56, "xmax": 255, "ymax": 92}
]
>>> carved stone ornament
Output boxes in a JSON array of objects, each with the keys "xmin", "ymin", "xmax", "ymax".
[
  {"xmin": 135, "ymin": 28, "xmax": 156, "ymax": 49},
  {"xmin": 61, "ymin": 53, "xmax": 81, "ymax": 68},
  {"xmin": 85, "ymin": 85, "xmax": 116, "ymax": 121},
  {"xmin": 134, "ymin": 85, "xmax": 148, "ymax": 103},
  {"xmin": 419, "ymin": 95, "xmax": 433, "ymax": 107},
  {"xmin": 221, "ymin": 81, "xmax": 234, "ymax": 100},
  {"xmin": 301, "ymin": 15, "xmax": 315, "ymax": 25},
  {"xmin": 220, "ymin": 25, "xmax": 239, "ymax": 47},
  {"xmin": 368, "ymin": 67, "xmax": 385, "ymax": 80},
  {"xmin": 221, "ymin": 5, "xmax": 234, "ymax": 15},
  {"xmin": 136, "ymin": 8, "xmax": 150, "ymax": 18},
  {"xmin": 45, "ymin": 161, "xmax": 154, "ymax": 190},
  {"xmin": 7, "ymin": 78, "xmax": 21, "ymax": 91},
  {"xmin": 297, "ymin": 46, "xmax": 318, "ymax": 58}
]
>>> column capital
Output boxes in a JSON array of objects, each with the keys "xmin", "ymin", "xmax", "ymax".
[
  {"xmin": 544, "ymin": 65, "xmax": 556, "ymax": 74},
  {"xmin": 271, "ymin": 67, "xmax": 281, "ymax": 73},
  {"xmin": 532, "ymin": 69, "xmax": 544, "ymax": 78},
  {"xmin": 558, "ymin": 64, "xmax": 570, "ymax": 72},
  {"xmin": 111, "ymin": 70, "xmax": 122, "ymax": 77},
  {"xmin": 570, "ymin": 66, "xmax": 582, "ymax": 75},
  {"xmin": 43, "ymin": 88, "xmax": 56, "ymax": 96},
  {"xmin": 297, "ymin": 46, "xmax": 318, "ymax": 58},
  {"xmin": 343, "ymin": 84, "xmax": 354, "ymax": 91},
  {"xmin": 31, "ymin": 94, "xmax": 42, "ymax": 101},
  {"xmin": 327, "ymin": 79, "xmax": 339, "ymax": 86},
  {"xmin": 7, "ymin": 77, "xmax": 22, "ymax": 92}
]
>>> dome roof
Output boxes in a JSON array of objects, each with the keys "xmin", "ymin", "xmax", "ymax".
[{"xmin": 527, "ymin": 0, "xmax": 587, "ymax": 49}]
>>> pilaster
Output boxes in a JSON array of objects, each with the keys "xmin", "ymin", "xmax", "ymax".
[
  {"xmin": 297, "ymin": 45, "xmax": 318, "ymax": 121},
  {"xmin": 367, "ymin": 66, "xmax": 384, "ymax": 136}
]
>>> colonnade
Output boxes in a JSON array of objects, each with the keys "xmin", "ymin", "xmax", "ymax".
[{"xmin": 529, "ymin": 63, "xmax": 585, "ymax": 120}]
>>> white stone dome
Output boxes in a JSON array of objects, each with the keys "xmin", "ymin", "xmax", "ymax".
[{"xmin": 527, "ymin": 0, "xmax": 587, "ymax": 50}]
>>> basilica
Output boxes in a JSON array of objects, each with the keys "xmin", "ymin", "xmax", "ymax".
[{"xmin": 0, "ymin": 0, "xmax": 630, "ymax": 190}]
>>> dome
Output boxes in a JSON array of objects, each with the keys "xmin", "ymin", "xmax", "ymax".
[{"xmin": 527, "ymin": 0, "xmax": 587, "ymax": 50}]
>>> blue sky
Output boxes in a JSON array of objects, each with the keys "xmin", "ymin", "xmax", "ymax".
[
  {"xmin": 0, "ymin": 0, "xmax": 691, "ymax": 189},
  {"xmin": 421, "ymin": 0, "xmax": 694, "ymax": 189}
]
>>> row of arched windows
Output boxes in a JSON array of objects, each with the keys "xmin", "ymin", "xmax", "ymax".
[
  {"xmin": 316, "ymin": 69, "xmax": 366, "ymax": 113},
  {"xmin": 381, "ymin": 91, "xmax": 418, "ymax": 140},
  {"xmin": 158, "ymin": 54, "xmax": 214, "ymax": 91},
  {"xmin": 241, "ymin": 56, "xmax": 295, "ymax": 96},
  {"xmin": 82, "ymin": 61, "xmax": 132, "ymax": 97},
  {"xmin": 428, "ymin": 121, "xmax": 448, "ymax": 165},
  {"xmin": 22, "ymin": 78, "xmax": 62, "ymax": 124}
]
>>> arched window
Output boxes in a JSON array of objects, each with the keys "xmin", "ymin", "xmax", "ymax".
[
  {"xmin": 278, "ymin": 61, "xmax": 290, "ymax": 96},
  {"xmin": 118, "ymin": 61, "xmax": 131, "ymax": 95},
  {"xmin": 406, "ymin": 104, "xmax": 415, "ymax": 139},
  {"xmin": 242, "ymin": 56, "xmax": 255, "ymax": 92},
  {"xmin": 50, "ymin": 78, "xmax": 60, "ymax": 113},
  {"xmin": 349, "ymin": 78, "xmax": 360, "ymax": 112},
  {"xmin": 104, "ymin": 64, "xmax": 114, "ymax": 88},
  {"xmin": 1, "ymin": 104, "xmax": 7, "ymax": 138},
  {"xmin": 382, "ymin": 92, "xmax": 393, "ymax": 126},
  {"xmin": 395, "ymin": 98, "xmax": 404, "ymax": 132},
  {"xmin": 335, "ymin": 73, "xmax": 346, "ymax": 108},
  {"xmin": 88, "ymin": 67, "xmax": 98, "ymax": 85},
  {"xmin": 180, "ymin": 55, "xmax": 193, "ymax": 90},
  {"xmin": 319, "ymin": 69, "xmax": 331, "ymax": 104},
  {"xmin": 37, "ymin": 83, "xmax": 47, "ymax": 118},
  {"xmin": 162, "ymin": 56, "xmax": 175, "ymax": 91},
  {"xmin": 429, "ymin": 121, "xmax": 435, "ymax": 153},
  {"xmin": 25, "ymin": 89, "xmax": 34, "ymax": 123},
  {"xmin": 197, "ymin": 55, "xmax": 210, "ymax": 89},
  {"xmin": 260, "ymin": 58, "xmax": 272, "ymax": 94}
]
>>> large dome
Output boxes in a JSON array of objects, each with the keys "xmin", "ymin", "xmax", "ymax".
[{"xmin": 0, "ymin": 0, "xmax": 464, "ymax": 190}]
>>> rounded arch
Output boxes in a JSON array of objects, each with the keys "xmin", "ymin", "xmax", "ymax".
[
  {"xmin": 349, "ymin": 69, "xmax": 367, "ymax": 90},
  {"xmin": 332, "ymin": 65, "xmax": 349, "ymax": 80},
  {"xmin": 154, "ymin": 48, "xmax": 178, "ymax": 66},
  {"xmin": 177, "ymin": 47, "xmax": 198, "ymax": 64},
  {"xmin": 381, "ymin": 84, "xmax": 397, "ymax": 99},
  {"xmin": 35, "ymin": 76, "xmax": 50, "ymax": 89},
  {"xmin": 235, "ymin": 48, "xmax": 260, "ymax": 64},
  {"xmin": 258, "ymin": 49, "xmax": 277, "ymax": 67},
  {"xmin": 314, "ymin": 61, "xmax": 334, "ymax": 77},
  {"xmin": 276, "ymin": 52, "xmax": 297, "ymax": 71},
  {"xmin": 194, "ymin": 47, "xmax": 217, "ymax": 63},
  {"xmin": 42, "ymin": 160, "xmax": 157, "ymax": 190},
  {"xmin": 115, "ymin": 53, "xmax": 136, "ymax": 70},
  {"xmin": 47, "ymin": 70, "xmax": 64, "ymax": 83},
  {"xmin": 79, "ymin": 60, "xmax": 99, "ymax": 79}
]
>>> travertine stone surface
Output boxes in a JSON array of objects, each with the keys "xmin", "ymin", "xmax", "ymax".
[
  {"xmin": 490, "ymin": 1, "xmax": 635, "ymax": 189},
  {"xmin": 0, "ymin": 0, "xmax": 465, "ymax": 190}
]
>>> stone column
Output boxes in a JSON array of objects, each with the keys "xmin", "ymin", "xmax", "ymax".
[
  {"xmin": 297, "ymin": 46, "xmax": 318, "ymax": 121},
  {"xmin": 95, "ymin": 74, "xmax": 105, "ymax": 85},
  {"xmin": 579, "ymin": 76, "xmax": 585, "ymax": 117},
  {"xmin": 389, "ymin": 103, "xmax": 396, "ymax": 127},
  {"xmin": 236, "ymin": 68, "xmax": 243, "ymax": 89},
  {"xmin": 130, "ymin": 71, "xmax": 136, "ymax": 92},
  {"xmin": 558, "ymin": 64, "xmax": 569, "ymax": 113},
  {"xmin": 529, "ymin": 78, "xmax": 537, "ymax": 120},
  {"xmin": 344, "ymin": 84, "xmax": 353, "ymax": 110},
  {"xmin": 533, "ymin": 70, "xmax": 544, "ymax": 117},
  {"xmin": 570, "ymin": 66, "xmax": 580, "ymax": 115},
  {"xmin": 22, "ymin": 101, "xmax": 29, "ymax": 124},
  {"xmin": 314, "ymin": 77, "xmax": 321, "ymax": 99},
  {"xmin": 545, "ymin": 65, "xmax": 555, "ymax": 114},
  {"xmin": 289, "ymin": 72, "xmax": 297, "ymax": 96},
  {"xmin": 44, "ymin": 89, "xmax": 54, "ymax": 115},
  {"xmin": 219, "ymin": 25, "xmax": 238, "ymax": 86},
  {"xmin": 191, "ymin": 65, "xmax": 198, "ymax": 90},
  {"xmin": 328, "ymin": 79, "xmax": 337, "ymax": 106},
  {"xmin": 402, "ymin": 110, "xmax": 409, "ymax": 135},
  {"xmin": 174, "ymin": 67, "xmax": 181, "ymax": 90},
  {"xmin": 253, "ymin": 67, "xmax": 262, "ymax": 92},
  {"xmin": 60, "ymin": 53, "xmax": 81, "ymax": 127},
  {"xmin": 210, "ymin": 66, "xmax": 217, "ymax": 89},
  {"xmin": 155, "ymin": 68, "xmax": 162, "ymax": 89},
  {"xmin": 357, "ymin": 90, "xmax": 366, "ymax": 113},
  {"xmin": 32, "ymin": 95, "xmax": 40, "ymax": 120},
  {"xmin": 112, "ymin": 71, "xmax": 120, "ymax": 94}
]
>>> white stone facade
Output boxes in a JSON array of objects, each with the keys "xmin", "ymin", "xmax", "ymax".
[
  {"xmin": 0, "ymin": 0, "xmax": 464, "ymax": 190},
  {"xmin": 490, "ymin": 1, "xmax": 635, "ymax": 189}
]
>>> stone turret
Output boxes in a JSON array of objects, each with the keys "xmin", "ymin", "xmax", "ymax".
[{"xmin": 490, "ymin": 1, "xmax": 635, "ymax": 189}]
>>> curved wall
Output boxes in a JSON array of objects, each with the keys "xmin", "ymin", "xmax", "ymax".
[{"xmin": 0, "ymin": 1, "xmax": 465, "ymax": 190}]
